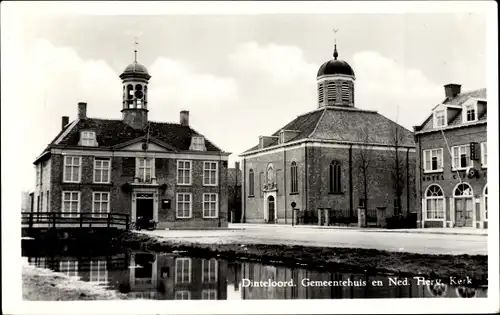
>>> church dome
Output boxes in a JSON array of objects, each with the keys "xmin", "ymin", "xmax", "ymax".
[
  {"xmin": 317, "ymin": 44, "xmax": 355, "ymax": 78},
  {"xmin": 317, "ymin": 59, "xmax": 355, "ymax": 77},
  {"xmin": 122, "ymin": 62, "xmax": 149, "ymax": 75}
]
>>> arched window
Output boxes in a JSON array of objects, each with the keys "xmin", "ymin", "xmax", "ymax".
[
  {"xmin": 453, "ymin": 183, "xmax": 474, "ymax": 226},
  {"xmin": 249, "ymin": 169, "xmax": 255, "ymax": 197},
  {"xmin": 329, "ymin": 161, "xmax": 341, "ymax": 193},
  {"xmin": 425, "ymin": 184, "xmax": 444, "ymax": 219},
  {"xmin": 290, "ymin": 162, "xmax": 298, "ymax": 194},
  {"xmin": 483, "ymin": 184, "xmax": 488, "ymax": 221}
]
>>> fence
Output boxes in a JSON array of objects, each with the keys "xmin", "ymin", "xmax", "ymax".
[
  {"xmin": 297, "ymin": 209, "xmax": 379, "ymax": 227},
  {"xmin": 21, "ymin": 212, "xmax": 130, "ymax": 230}
]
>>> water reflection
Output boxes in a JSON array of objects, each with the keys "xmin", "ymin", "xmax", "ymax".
[{"xmin": 24, "ymin": 248, "xmax": 487, "ymax": 300}]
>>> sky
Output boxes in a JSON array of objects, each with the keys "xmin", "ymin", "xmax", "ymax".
[{"xmin": 2, "ymin": 3, "xmax": 490, "ymax": 191}]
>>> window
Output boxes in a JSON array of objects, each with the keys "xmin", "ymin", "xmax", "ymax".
[
  {"xmin": 203, "ymin": 193, "xmax": 218, "ymax": 218},
  {"xmin": 425, "ymin": 185, "xmax": 445, "ymax": 220},
  {"xmin": 40, "ymin": 192, "xmax": 43, "ymax": 213},
  {"xmin": 59, "ymin": 260, "xmax": 78, "ymax": 277},
  {"xmin": 62, "ymin": 191, "xmax": 80, "ymax": 217},
  {"xmin": 423, "ymin": 148, "xmax": 443, "ymax": 172},
  {"xmin": 94, "ymin": 158, "xmax": 111, "ymax": 183},
  {"xmin": 463, "ymin": 104, "xmax": 477, "ymax": 122},
  {"xmin": 290, "ymin": 161, "xmax": 298, "ymax": 193},
  {"xmin": 327, "ymin": 81, "xmax": 337, "ymax": 103},
  {"xmin": 452, "ymin": 145, "xmax": 471, "ymax": 170},
  {"xmin": 248, "ymin": 169, "xmax": 255, "ymax": 196},
  {"xmin": 176, "ymin": 193, "xmax": 192, "ymax": 218},
  {"xmin": 481, "ymin": 142, "xmax": 487, "ymax": 167},
  {"xmin": 203, "ymin": 161, "xmax": 218, "ymax": 186},
  {"xmin": 80, "ymin": 131, "xmax": 97, "ymax": 146},
  {"xmin": 177, "ymin": 160, "xmax": 192, "ymax": 185},
  {"xmin": 137, "ymin": 158, "xmax": 153, "ymax": 183},
  {"xmin": 63, "ymin": 156, "xmax": 81, "ymax": 183},
  {"xmin": 89, "ymin": 260, "xmax": 108, "ymax": 284},
  {"xmin": 202, "ymin": 259, "xmax": 218, "ymax": 283},
  {"xmin": 434, "ymin": 110, "xmax": 446, "ymax": 127},
  {"xmin": 483, "ymin": 185, "xmax": 488, "ymax": 221},
  {"xmin": 37, "ymin": 195, "xmax": 40, "ymax": 212},
  {"xmin": 201, "ymin": 289, "xmax": 218, "ymax": 300},
  {"xmin": 189, "ymin": 136, "xmax": 206, "ymax": 151},
  {"xmin": 175, "ymin": 258, "xmax": 191, "ymax": 283},
  {"xmin": 329, "ymin": 161, "xmax": 342, "ymax": 193},
  {"xmin": 454, "ymin": 183, "xmax": 474, "ymax": 221},
  {"xmin": 92, "ymin": 192, "xmax": 109, "ymax": 218},
  {"xmin": 46, "ymin": 190, "xmax": 49, "ymax": 212},
  {"xmin": 318, "ymin": 83, "xmax": 324, "ymax": 103},
  {"xmin": 341, "ymin": 82, "xmax": 350, "ymax": 102},
  {"xmin": 175, "ymin": 291, "xmax": 191, "ymax": 300}
]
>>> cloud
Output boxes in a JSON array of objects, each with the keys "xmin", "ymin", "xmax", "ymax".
[
  {"xmin": 19, "ymin": 38, "xmax": 239, "ymax": 189},
  {"xmin": 352, "ymin": 51, "xmax": 443, "ymax": 129}
]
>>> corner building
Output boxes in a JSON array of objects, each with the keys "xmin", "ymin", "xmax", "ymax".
[
  {"xmin": 414, "ymin": 85, "xmax": 487, "ymax": 229},
  {"xmin": 32, "ymin": 56, "xmax": 230, "ymax": 229},
  {"xmin": 239, "ymin": 45, "xmax": 417, "ymax": 224}
]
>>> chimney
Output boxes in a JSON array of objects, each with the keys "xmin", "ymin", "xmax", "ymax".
[
  {"xmin": 180, "ymin": 110, "xmax": 189, "ymax": 126},
  {"xmin": 235, "ymin": 161, "xmax": 240, "ymax": 170},
  {"xmin": 444, "ymin": 84, "xmax": 461, "ymax": 99},
  {"xmin": 78, "ymin": 102, "xmax": 87, "ymax": 119},
  {"xmin": 61, "ymin": 116, "xmax": 69, "ymax": 130}
]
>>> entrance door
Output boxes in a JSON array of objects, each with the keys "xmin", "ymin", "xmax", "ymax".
[
  {"xmin": 455, "ymin": 198, "xmax": 473, "ymax": 227},
  {"xmin": 137, "ymin": 198, "xmax": 154, "ymax": 220},
  {"xmin": 267, "ymin": 196, "xmax": 275, "ymax": 223}
]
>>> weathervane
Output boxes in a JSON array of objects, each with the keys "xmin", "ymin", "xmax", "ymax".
[
  {"xmin": 332, "ymin": 28, "xmax": 339, "ymax": 60},
  {"xmin": 134, "ymin": 37, "xmax": 139, "ymax": 63}
]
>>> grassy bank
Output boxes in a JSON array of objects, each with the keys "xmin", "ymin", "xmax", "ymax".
[
  {"xmin": 23, "ymin": 264, "xmax": 128, "ymax": 301},
  {"xmin": 118, "ymin": 231, "xmax": 488, "ymax": 286}
]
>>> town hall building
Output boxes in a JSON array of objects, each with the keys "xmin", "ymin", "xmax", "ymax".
[
  {"xmin": 32, "ymin": 53, "xmax": 230, "ymax": 229},
  {"xmin": 239, "ymin": 44, "xmax": 417, "ymax": 224}
]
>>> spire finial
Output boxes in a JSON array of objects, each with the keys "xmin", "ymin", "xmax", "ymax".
[
  {"xmin": 333, "ymin": 28, "xmax": 339, "ymax": 60},
  {"xmin": 133, "ymin": 37, "xmax": 139, "ymax": 63}
]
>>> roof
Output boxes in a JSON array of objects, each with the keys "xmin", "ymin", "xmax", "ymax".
[
  {"xmin": 35, "ymin": 118, "xmax": 225, "ymax": 163},
  {"xmin": 317, "ymin": 59, "xmax": 355, "ymax": 77},
  {"xmin": 418, "ymin": 88, "xmax": 487, "ymax": 132},
  {"xmin": 242, "ymin": 106, "xmax": 415, "ymax": 155}
]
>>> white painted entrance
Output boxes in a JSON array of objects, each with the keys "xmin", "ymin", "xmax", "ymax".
[
  {"xmin": 131, "ymin": 189, "xmax": 159, "ymax": 223},
  {"xmin": 263, "ymin": 191, "xmax": 277, "ymax": 223}
]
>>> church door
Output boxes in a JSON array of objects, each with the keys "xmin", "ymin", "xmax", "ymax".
[{"xmin": 267, "ymin": 196, "xmax": 275, "ymax": 223}]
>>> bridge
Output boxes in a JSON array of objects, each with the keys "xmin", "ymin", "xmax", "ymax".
[{"xmin": 21, "ymin": 212, "xmax": 130, "ymax": 230}]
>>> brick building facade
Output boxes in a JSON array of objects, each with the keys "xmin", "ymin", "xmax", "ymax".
[
  {"xmin": 32, "ymin": 57, "xmax": 230, "ymax": 229},
  {"xmin": 239, "ymin": 45, "xmax": 416, "ymax": 224},
  {"xmin": 414, "ymin": 85, "xmax": 487, "ymax": 229}
]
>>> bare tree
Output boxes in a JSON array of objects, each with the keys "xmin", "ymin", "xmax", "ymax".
[
  {"xmin": 356, "ymin": 127, "xmax": 375, "ymax": 212},
  {"xmin": 389, "ymin": 123, "xmax": 407, "ymax": 216}
]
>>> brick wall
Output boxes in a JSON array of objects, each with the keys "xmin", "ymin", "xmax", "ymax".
[
  {"xmin": 243, "ymin": 144, "xmax": 416, "ymax": 224},
  {"xmin": 415, "ymin": 124, "xmax": 487, "ymax": 228},
  {"xmin": 49, "ymin": 152, "xmax": 228, "ymax": 229}
]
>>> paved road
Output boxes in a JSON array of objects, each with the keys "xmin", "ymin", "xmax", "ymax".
[{"xmin": 138, "ymin": 224, "xmax": 487, "ymax": 256}]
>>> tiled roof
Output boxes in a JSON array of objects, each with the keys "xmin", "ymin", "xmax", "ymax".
[
  {"xmin": 419, "ymin": 88, "xmax": 487, "ymax": 132},
  {"xmin": 242, "ymin": 106, "xmax": 415, "ymax": 154},
  {"xmin": 49, "ymin": 118, "xmax": 223, "ymax": 152}
]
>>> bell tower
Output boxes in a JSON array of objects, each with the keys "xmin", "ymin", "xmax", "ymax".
[{"xmin": 119, "ymin": 40, "xmax": 151, "ymax": 130}]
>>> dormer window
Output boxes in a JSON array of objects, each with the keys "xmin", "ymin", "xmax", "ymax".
[
  {"xmin": 434, "ymin": 110, "xmax": 446, "ymax": 128},
  {"xmin": 189, "ymin": 136, "xmax": 206, "ymax": 151},
  {"xmin": 463, "ymin": 103, "xmax": 477, "ymax": 122},
  {"xmin": 80, "ymin": 131, "xmax": 97, "ymax": 147}
]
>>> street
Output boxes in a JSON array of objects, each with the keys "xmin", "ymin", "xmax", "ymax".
[{"xmin": 138, "ymin": 224, "xmax": 487, "ymax": 256}]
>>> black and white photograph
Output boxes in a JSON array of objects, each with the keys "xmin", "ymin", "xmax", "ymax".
[{"xmin": 1, "ymin": 1, "xmax": 498, "ymax": 314}]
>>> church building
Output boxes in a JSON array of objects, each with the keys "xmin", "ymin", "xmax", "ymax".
[
  {"xmin": 32, "ymin": 51, "xmax": 230, "ymax": 229},
  {"xmin": 239, "ymin": 44, "xmax": 417, "ymax": 224}
]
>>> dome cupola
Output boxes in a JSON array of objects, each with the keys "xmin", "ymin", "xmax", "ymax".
[{"xmin": 316, "ymin": 43, "xmax": 356, "ymax": 108}]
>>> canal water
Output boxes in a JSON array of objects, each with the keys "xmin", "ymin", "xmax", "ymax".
[{"xmin": 22, "ymin": 242, "xmax": 487, "ymax": 300}]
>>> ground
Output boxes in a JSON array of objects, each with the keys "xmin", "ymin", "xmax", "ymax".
[
  {"xmin": 22, "ymin": 263, "xmax": 128, "ymax": 301},
  {"xmin": 137, "ymin": 223, "xmax": 487, "ymax": 255}
]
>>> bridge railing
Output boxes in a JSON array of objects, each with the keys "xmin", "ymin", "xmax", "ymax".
[{"xmin": 21, "ymin": 212, "xmax": 130, "ymax": 230}]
